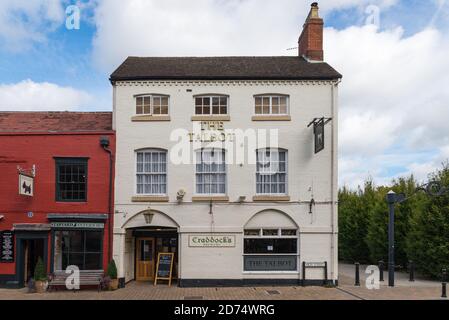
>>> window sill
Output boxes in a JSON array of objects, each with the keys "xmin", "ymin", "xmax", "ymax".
[
  {"xmin": 131, "ymin": 115, "xmax": 171, "ymax": 122},
  {"xmin": 192, "ymin": 196, "xmax": 229, "ymax": 202},
  {"xmin": 251, "ymin": 115, "xmax": 291, "ymax": 121},
  {"xmin": 131, "ymin": 196, "xmax": 169, "ymax": 202},
  {"xmin": 191, "ymin": 115, "xmax": 231, "ymax": 121},
  {"xmin": 252, "ymin": 195, "xmax": 291, "ymax": 202}
]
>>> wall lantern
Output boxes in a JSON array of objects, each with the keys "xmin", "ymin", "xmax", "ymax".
[
  {"xmin": 143, "ymin": 209, "xmax": 155, "ymax": 224},
  {"xmin": 0, "ymin": 215, "xmax": 4, "ymax": 221}
]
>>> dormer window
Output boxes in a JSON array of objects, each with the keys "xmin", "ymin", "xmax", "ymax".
[
  {"xmin": 136, "ymin": 95, "xmax": 169, "ymax": 115},
  {"xmin": 195, "ymin": 95, "xmax": 228, "ymax": 115}
]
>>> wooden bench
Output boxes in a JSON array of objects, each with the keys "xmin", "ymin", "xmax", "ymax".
[{"xmin": 48, "ymin": 270, "xmax": 104, "ymax": 292}]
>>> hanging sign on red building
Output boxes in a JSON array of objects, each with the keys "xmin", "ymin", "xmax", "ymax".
[{"xmin": 19, "ymin": 173, "xmax": 34, "ymax": 197}]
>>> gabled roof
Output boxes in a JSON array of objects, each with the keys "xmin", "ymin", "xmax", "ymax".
[
  {"xmin": 0, "ymin": 112, "xmax": 113, "ymax": 133},
  {"xmin": 110, "ymin": 56, "xmax": 342, "ymax": 82}
]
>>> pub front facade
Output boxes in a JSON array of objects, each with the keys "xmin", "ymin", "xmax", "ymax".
[
  {"xmin": 0, "ymin": 112, "xmax": 115, "ymax": 288},
  {"xmin": 111, "ymin": 3, "xmax": 342, "ymax": 286}
]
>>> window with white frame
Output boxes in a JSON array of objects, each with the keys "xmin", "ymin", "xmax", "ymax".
[
  {"xmin": 195, "ymin": 149, "xmax": 226, "ymax": 194},
  {"xmin": 243, "ymin": 228, "xmax": 298, "ymax": 271},
  {"xmin": 136, "ymin": 95, "xmax": 169, "ymax": 115},
  {"xmin": 256, "ymin": 149, "xmax": 287, "ymax": 194},
  {"xmin": 136, "ymin": 149, "xmax": 167, "ymax": 195},
  {"xmin": 254, "ymin": 95, "xmax": 289, "ymax": 115},
  {"xmin": 195, "ymin": 96, "xmax": 228, "ymax": 115}
]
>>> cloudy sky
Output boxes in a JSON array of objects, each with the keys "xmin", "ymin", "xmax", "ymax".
[{"xmin": 0, "ymin": 0, "xmax": 448, "ymax": 188}]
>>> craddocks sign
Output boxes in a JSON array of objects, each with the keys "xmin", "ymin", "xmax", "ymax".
[{"xmin": 188, "ymin": 235, "xmax": 236, "ymax": 247}]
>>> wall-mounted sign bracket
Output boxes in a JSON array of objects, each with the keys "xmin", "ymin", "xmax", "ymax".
[{"xmin": 307, "ymin": 117, "xmax": 332, "ymax": 154}]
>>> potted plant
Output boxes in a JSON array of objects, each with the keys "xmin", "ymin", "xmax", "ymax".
[
  {"xmin": 33, "ymin": 257, "xmax": 48, "ymax": 293},
  {"xmin": 107, "ymin": 260, "xmax": 118, "ymax": 290}
]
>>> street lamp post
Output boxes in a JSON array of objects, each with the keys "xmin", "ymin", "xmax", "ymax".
[
  {"xmin": 385, "ymin": 190, "xmax": 405, "ymax": 287},
  {"xmin": 386, "ymin": 191, "xmax": 396, "ymax": 287},
  {"xmin": 385, "ymin": 180, "xmax": 447, "ymax": 288}
]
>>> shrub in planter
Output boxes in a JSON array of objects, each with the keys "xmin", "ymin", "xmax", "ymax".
[
  {"xmin": 107, "ymin": 260, "xmax": 118, "ymax": 290},
  {"xmin": 33, "ymin": 257, "xmax": 48, "ymax": 293}
]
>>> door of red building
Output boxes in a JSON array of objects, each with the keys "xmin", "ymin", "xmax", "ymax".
[
  {"xmin": 23, "ymin": 239, "xmax": 45, "ymax": 284},
  {"xmin": 15, "ymin": 232, "xmax": 48, "ymax": 288}
]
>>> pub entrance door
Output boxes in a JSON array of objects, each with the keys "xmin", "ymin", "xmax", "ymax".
[
  {"xmin": 24, "ymin": 239, "xmax": 44, "ymax": 284},
  {"xmin": 136, "ymin": 237, "xmax": 155, "ymax": 281}
]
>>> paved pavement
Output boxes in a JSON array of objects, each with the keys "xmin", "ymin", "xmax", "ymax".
[{"xmin": 0, "ymin": 264, "xmax": 446, "ymax": 300}]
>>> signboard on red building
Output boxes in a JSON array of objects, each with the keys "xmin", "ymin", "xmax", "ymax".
[{"xmin": 19, "ymin": 173, "xmax": 34, "ymax": 197}]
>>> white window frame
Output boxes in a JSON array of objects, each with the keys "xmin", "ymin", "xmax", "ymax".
[
  {"xmin": 135, "ymin": 149, "xmax": 168, "ymax": 196},
  {"xmin": 195, "ymin": 148, "xmax": 227, "ymax": 195},
  {"xmin": 243, "ymin": 227, "xmax": 299, "ymax": 273},
  {"xmin": 135, "ymin": 94, "xmax": 170, "ymax": 116},
  {"xmin": 254, "ymin": 95, "xmax": 289, "ymax": 115},
  {"xmin": 256, "ymin": 148, "xmax": 288, "ymax": 195},
  {"xmin": 194, "ymin": 95, "xmax": 229, "ymax": 115}
]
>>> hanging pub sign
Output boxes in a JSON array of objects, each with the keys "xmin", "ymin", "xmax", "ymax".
[
  {"xmin": 307, "ymin": 117, "xmax": 332, "ymax": 154},
  {"xmin": 154, "ymin": 252, "xmax": 174, "ymax": 286},
  {"xmin": 0, "ymin": 231, "xmax": 14, "ymax": 263},
  {"xmin": 19, "ymin": 173, "xmax": 34, "ymax": 197},
  {"xmin": 314, "ymin": 119, "xmax": 325, "ymax": 154}
]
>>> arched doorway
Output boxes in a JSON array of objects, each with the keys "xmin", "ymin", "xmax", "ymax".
[{"xmin": 122, "ymin": 210, "xmax": 179, "ymax": 283}]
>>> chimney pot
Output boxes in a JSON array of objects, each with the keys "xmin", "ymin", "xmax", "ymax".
[{"xmin": 298, "ymin": 2, "xmax": 324, "ymax": 61}]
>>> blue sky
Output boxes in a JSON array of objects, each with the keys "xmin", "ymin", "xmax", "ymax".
[{"xmin": 0, "ymin": 0, "xmax": 448, "ymax": 188}]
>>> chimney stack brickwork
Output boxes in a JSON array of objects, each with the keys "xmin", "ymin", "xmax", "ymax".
[{"xmin": 298, "ymin": 2, "xmax": 324, "ymax": 61}]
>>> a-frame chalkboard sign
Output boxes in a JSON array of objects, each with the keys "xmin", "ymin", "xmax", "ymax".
[{"xmin": 154, "ymin": 252, "xmax": 174, "ymax": 286}]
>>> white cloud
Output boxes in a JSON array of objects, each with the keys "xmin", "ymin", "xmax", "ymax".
[
  {"xmin": 0, "ymin": 79, "xmax": 93, "ymax": 111},
  {"xmin": 92, "ymin": 0, "xmax": 398, "ymax": 71},
  {"xmin": 0, "ymin": 0, "xmax": 65, "ymax": 51},
  {"xmin": 324, "ymin": 24, "xmax": 449, "ymax": 187}
]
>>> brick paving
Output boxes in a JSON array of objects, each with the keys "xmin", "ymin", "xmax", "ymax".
[{"xmin": 0, "ymin": 264, "xmax": 445, "ymax": 300}]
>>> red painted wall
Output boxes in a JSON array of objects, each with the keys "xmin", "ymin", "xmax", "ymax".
[{"xmin": 0, "ymin": 132, "xmax": 115, "ymax": 276}]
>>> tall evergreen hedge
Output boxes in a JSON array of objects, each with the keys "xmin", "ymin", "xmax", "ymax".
[{"xmin": 339, "ymin": 163, "xmax": 449, "ymax": 279}]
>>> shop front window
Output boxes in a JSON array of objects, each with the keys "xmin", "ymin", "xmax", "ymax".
[
  {"xmin": 53, "ymin": 230, "xmax": 103, "ymax": 270},
  {"xmin": 243, "ymin": 228, "xmax": 298, "ymax": 272}
]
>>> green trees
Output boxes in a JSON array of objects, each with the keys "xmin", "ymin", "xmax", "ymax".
[
  {"xmin": 405, "ymin": 165, "xmax": 449, "ymax": 278},
  {"xmin": 339, "ymin": 164, "xmax": 449, "ymax": 279}
]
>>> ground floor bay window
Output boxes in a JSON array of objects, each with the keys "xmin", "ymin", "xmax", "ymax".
[
  {"xmin": 53, "ymin": 230, "xmax": 103, "ymax": 271},
  {"xmin": 243, "ymin": 228, "xmax": 298, "ymax": 272}
]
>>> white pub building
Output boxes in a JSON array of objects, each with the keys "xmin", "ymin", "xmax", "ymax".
[{"xmin": 111, "ymin": 3, "xmax": 342, "ymax": 287}]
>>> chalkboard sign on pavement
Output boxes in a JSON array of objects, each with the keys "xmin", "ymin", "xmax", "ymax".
[{"xmin": 154, "ymin": 252, "xmax": 174, "ymax": 286}]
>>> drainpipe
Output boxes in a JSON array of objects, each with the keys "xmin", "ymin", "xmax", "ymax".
[
  {"xmin": 330, "ymin": 79, "xmax": 341, "ymax": 284},
  {"xmin": 100, "ymin": 136, "xmax": 114, "ymax": 264}
]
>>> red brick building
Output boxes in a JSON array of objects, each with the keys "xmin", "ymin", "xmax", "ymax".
[{"xmin": 0, "ymin": 112, "xmax": 115, "ymax": 288}]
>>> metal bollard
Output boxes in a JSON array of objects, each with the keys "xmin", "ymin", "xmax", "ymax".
[
  {"xmin": 409, "ymin": 261, "xmax": 415, "ymax": 282},
  {"xmin": 442, "ymin": 269, "xmax": 447, "ymax": 299},
  {"xmin": 355, "ymin": 262, "xmax": 360, "ymax": 286},
  {"xmin": 379, "ymin": 260, "xmax": 384, "ymax": 282}
]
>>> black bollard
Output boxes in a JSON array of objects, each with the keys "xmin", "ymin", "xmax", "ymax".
[
  {"xmin": 442, "ymin": 269, "xmax": 447, "ymax": 299},
  {"xmin": 379, "ymin": 260, "xmax": 384, "ymax": 282},
  {"xmin": 409, "ymin": 261, "xmax": 415, "ymax": 282},
  {"xmin": 355, "ymin": 262, "xmax": 360, "ymax": 286}
]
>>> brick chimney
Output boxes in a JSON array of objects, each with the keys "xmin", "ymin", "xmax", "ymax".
[{"xmin": 298, "ymin": 2, "xmax": 324, "ymax": 61}]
